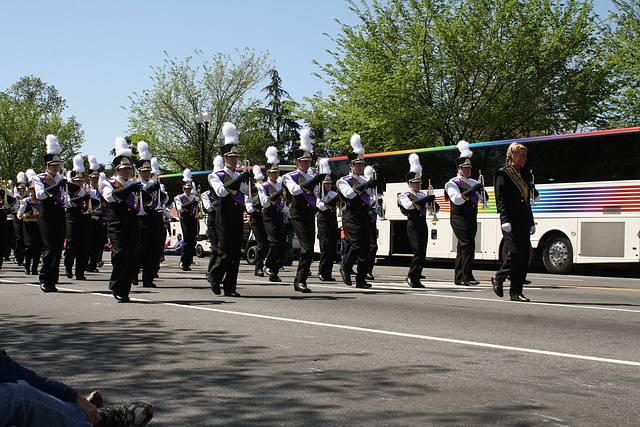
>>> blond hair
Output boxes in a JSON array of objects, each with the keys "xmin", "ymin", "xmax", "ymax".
[{"xmin": 506, "ymin": 143, "xmax": 527, "ymax": 166}]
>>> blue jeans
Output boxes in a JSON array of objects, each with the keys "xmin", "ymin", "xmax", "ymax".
[{"xmin": 0, "ymin": 380, "xmax": 92, "ymax": 426}]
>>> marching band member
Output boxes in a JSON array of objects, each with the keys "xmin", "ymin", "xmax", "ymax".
[
  {"xmin": 86, "ymin": 155, "xmax": 105, "ymax": 273},
  {"xmin": 135, "ymin": 142, "xmax": 162, "ymax": 287},
  {"xmin": 18, "ymin": 170, "xmax": 41, "ymax": 276},
  {"xmin": 246, "ymin": 164, "xmax": 267, "ymax": 277},
  {"xmin": 63, "ymin": 154, "xmax": 91, "ymax": 281},
  {"xmin": 445, "ymin": 141, "xmax": 485, "ymax": 286},
  {"xmin": 397, "ymin": 154, "xmax": 435, "ymax": 288},
  {"xmin": 100, "ymin": 137, "xmax": 142, "ymax": 302},
  {"xmin": 259, "ymin": 146, "xmax": 285, "ymax": 283},
  {"xmin": 337, "ymin": 134, "xmax": 377, "ymax": 289},
  {"xmin": 316, "ymin": 164, "xmax": 340, "ymax": 282},
  {"xmin": 32, "ymin": 135, "xmax": 66, "ymax": 292},
  {"xmin": 208, "ymin": 122, "xmax": 250, "ymax": 297},
  {"xmin": 150, "ymin": 157, "xmax": 169, "ymax": 281},
  {"xmin": 174, "ymin": 169, "xmax": 197, "ymax": 272},
  {"xmin": 492, "ymin": 143, "xmax": 537, "ymax": 302},
  {"xmin": 203, "ymin": 155, "xmax": 223, "ymax": 282},
  {"xmin": 283, "ymin": 130, "xmax": 327, "ymax": 293},
  {"xmin": 11, "ymin": 172, "xmax": 28, "ymax": 267}
]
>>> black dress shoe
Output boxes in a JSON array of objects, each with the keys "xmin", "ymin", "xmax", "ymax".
[
  {"xmin": 294, "ymin": 281, "xmax": 312, "ymax": 293},
  {"xmin": 466, "ymin": 280, "xmax": 480, "ymax": 285},
  {"xmin": 65, "ymin": 269, "xmax": 73, "ymax": 279},
  {"xmin": 211, "ymin": 282, "xmax": 221, "ymax": 295},
  {"xmin": 355, "ymin": 279, "xmax": 371, "ymax": 289},
  {"xmin": 76, "ymin": 275, "xmax": 87, "ymax": 281},
  {"xmin": 224, "ymin": 292, "xmax": 241, "ymax": 297},
  {"xmin": 491, "ymin": 276, "xmax": 503, "ymax": 298},
  {"xmin": 406, "ymin": 277, "xmax": 425, "ymax": 288},
  {"xmin": 365, "ymin": 273, "xmax": 375, "ymax": 280},
  {"xmin": 318, "ymin": 274, "xmax": 336, "ymax": 282},
  {"xmin": 510, "ymin": 294, "xmax": 530, "ymax": 302},
  {"xmin": 269, "ymin": 275, "xmax": 282, "ymax": 283},
  {"xmin": 132, "ymin": 276, "xmax": 139, "ymax": 286},
  {"xmin": 24, "ymin": 267, "xmax": 30, "ymax": 275},
  {"xmin": 88, "ymin": 268, "xmax": 100, "ymax": 273},
  {"xmin": 340, "ymin": 265, "xmax": 352, "ymax": 286},
  {"xmin": 255, "ymin": 268, "xmax": 264, "ymax": 277},
  {"xmin": 455, "ymin": 281, "xmax": 469, "ymax": 286},
  {"xmin": 180, "ymin": 263, "xmax": 191, "ymax": 271},
  {"xmin": 142, "ymin": 283, "xmax": 157, "ymax": 288},
  {"xmin": 113, "ymin": 292, "xmax": 130, "ymax": 303},
  {"xmin": 524, "ymin": 279, "xmax": 531, "ymax": 285}
]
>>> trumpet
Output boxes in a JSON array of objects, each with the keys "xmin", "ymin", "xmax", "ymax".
[
  {"xmin": 84, "ymin": 183, "xmax": 94, "ymax": 215},
  {"xmin": 61, "ymin": 169, "xmax": 73, "ymax": 208},
  {"xmin": 427, "ymin": 179, "xmax": 438, "ymax": 221},
  {"xmin": 134, "ymin": 167, "xmax": 147, "ymax": 216},
  {"xmin": 478, "ymin": 170, "xmax": 488, "ymax": 209},
  {"xmin": 242, "ymin": 156, "xmax": 251, "ymax": 198},
  {"xmin": 194, "ymin": 183, "xmax": 204, "ymax": 219}
]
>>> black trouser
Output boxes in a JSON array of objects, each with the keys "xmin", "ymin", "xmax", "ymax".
[
  {"xmin": 263, "ymin": 205, "xmax": 284, "ymax": 274},
  {"xmin": 12, "ymin": 218, "xmax": 24, "ymax": 265},
  {"xmin": 206, "ymin": 211, "xmax": 218, "ymax": 273},
  {"xmin": 88, "ymin": 216, "xmax": 106, "ymax": 271},
  {"xmin": 38, "ymin": 200, "xmax": 66, "ymax": 287},
  {"xmin": 495, "ymin": 225, "xmax": 530, "ymax": 296},
  {"xmin": 138, "ymin": 210, "xmax": 162, "ymax": 285},
  {"xmin": 365, "ymin": 215, "xmax": 378, "ymax": 275},
  {"xmin": 209, "ymin": 197, "xmax": 244, "ymax": 294},
  {"xmin": 407, "ymin": 212, "xmax": 427, "ymax": 281},
  {"xmin": 451, "ymin": 214, "xmax": 477, "ymax": 284},
  {"xmin": 64, "ymin": 209, "xmax": 90, "ymax": 277},
  {"xmin": 0, "ymin": 212, "xmax": 7, "ymax": 269},
  {"xmin": 4, "ymin": 219, "xmax": 13, "ymax": 260},
  {"xmin": 23, "ymin": 220, "xmax": 42, "ymax": 275},
  {"xmin": 290, "ymin": 204, "xmax": 316, "ymax": 284},
  {"xmin": 180, "ymin": 214, "xmax": 197, "ymax": 268},
  {"xmin": 342, "ymin": 208, "xmax": 370, "ymax": 281},
  {"xmin": 249, "ymin": 211, "xmax": 267, "ymax": 271},
  {"xmin": 317, "ymin": 208, "xmax": 338, "ymax": 278},
  {"xmin": 107, "ymin": 203, "xmax": 139, "ymax": 298}
]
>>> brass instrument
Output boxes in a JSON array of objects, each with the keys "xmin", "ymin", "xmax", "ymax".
[
  {"xmin": 370, "ymin": 167, "xmax": 386, "ymax": 220},
  {"xmin": 529, "ymin": 169, "xmax": 536, "ymax": 206},
  {"xmin": 194, "ymin": 183, "xmax": 204, "ymax": 219},
  {"xmin": 84, "ymin": 183, "xmax": 94, "ymax": 215},
  {"xmin": 478, "ymin": 170, "xmax": 488, "ymax": 209},
  {"xmin": 242, "ymin": 156, "xmax": 251, "ymax": 199},
  {"xmin": 61, "ymin": 169, "xmax": 73, "ymax": 208},
  {"xmin": 134, "ymin": 166, "xmax": 147, "ymax": 216},
  {"xmin": 427, "ymin": 179, "xmax": 439, "ymax": 221}
]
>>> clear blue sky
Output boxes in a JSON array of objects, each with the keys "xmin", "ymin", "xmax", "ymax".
[{"xmin": 0, "ymin": 0, "xmax": 616, "ymax": 166}]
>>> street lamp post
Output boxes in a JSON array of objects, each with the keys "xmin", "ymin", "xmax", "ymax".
[{"xmin": 195, "ymin": 111, "xmax": 211, "ymax": 172}]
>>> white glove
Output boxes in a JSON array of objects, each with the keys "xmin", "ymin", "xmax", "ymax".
[
  {"xmin": 501, "ymin": 222, "xmax": 512, "ymax": 233},
  {"xmin": 530, "ymin": 225, "xmax": 536, "ymax": 235}
]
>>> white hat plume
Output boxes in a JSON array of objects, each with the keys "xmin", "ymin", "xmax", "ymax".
[
  {"xmin": 265, "ymin": 146, "xmax": 279, "ymax": 165},
  {"xmin": 456, "ymin": 140, "xmax": 473, "ymax": 158},
  {"xmin": 252, "ymin": 165, "xmax": 264, "ymax": 181},
  {"xmin": 46, "ymin": 134, "xmax": 61, "ymax": 155},
  {"xmin": 350, "ymin": 133, "xmax": 364, "ymax": 155},
  {"xmin": 300, "ymin": 129, "xmax": 313, "ymax": 152},
  {"xmin": 222, "ymin": 122, "xmax": 239, "ymax": 146},
  {"xmin": 213, "ymin": 155, "xmax": 224, "ymax": 172},
  {"xmin": 318, "ymin": 158, "xmax": 330, "ymax": 175},
  {"xmin": 150, "ymin": 157, "xmax": 161, "ymax": 175},
  {"xmin": 88, "ymin": 155, "xmax": 99, "ymax": 171},
  {"xmin": 409, "ymin": 153, "xmax": 422, "ymax": 175},
  {"xmin": 182, "ymin": 168, "xmax": 192, "ymax": 183},
  {"xmin": 115, "ymin": 137, "xmax": 131, "ymax": 157},
  {"xmin": 137, "ymin": 141, "xmax": 151, "ymax": 160}
]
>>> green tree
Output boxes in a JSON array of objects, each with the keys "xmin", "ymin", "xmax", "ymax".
[
  {"xmin": 602, "ymin": 0, "xmax": 640, "ymax": 128},
  {"xmin": 311, "ymin": 0, "xmax": 611, "ymax": 152},
  {"xmin": 126, "ymin": 49, "xmax": 271, "ymax": 173},
  {"xmin": 0, "ymin": 76, "xmax": 84, "ymax": 181}
]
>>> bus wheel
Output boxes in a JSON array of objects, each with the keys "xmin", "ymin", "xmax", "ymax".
[
  {"xmin": 195, "ymin": 244, "xmax": 205, "ymax": 258},
  {"xmin": 246, "ymin": 244, "xmax": 257, "ymax": 265},
  {"xmin": 542, "ymin": 236, "xmax": 573, "ymax": 274}
]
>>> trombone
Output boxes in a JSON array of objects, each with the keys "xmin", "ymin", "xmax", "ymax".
[
  {"xmin": 478, "ymin": 170, "xmax": 488, "ymax": 209},
  {"xmin": 427, "ymin": 179, "xmax": 438, "ymax": 221}
]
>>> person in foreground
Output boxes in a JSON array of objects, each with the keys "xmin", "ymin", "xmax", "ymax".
[
  {"xmin": 0, "ymin": 349, "xmax": 153, "ymax": 427},
  {"xmin": 492, "ymin": 142, "xmax": 537, "ymax": 302}
]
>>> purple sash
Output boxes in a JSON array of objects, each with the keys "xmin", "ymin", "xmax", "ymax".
[
  {"xmin": 179, "ymin": 194, "xmax": 195, "ymax": 215},
  {"xmin": 38, "ymin": 173, "xmax": 64, "ymax": 204},
  {"xmin": 343, "ymin": 175, "xmax": 371, "ymax": 206},
  {"xmin": 454, "ymin": 178, "xmax": 479, "ymax": 205},
  {"xmin": 216, "ymin": 171, "xmax": 245, "ymax": 206},
  {"xmin": 263, "ymin": 181, "xmax": 283, "ymax": 211},
  {"xmin": 107, "ymin": 178, "xmax": 137, "ymax": 210},
  {"xmin": 398, "ymin": 191, "xmax": 427, "ymax": 217},
  {"xmin": 289, "ymin": 172, "xmax": 317, "ymax": 208}
]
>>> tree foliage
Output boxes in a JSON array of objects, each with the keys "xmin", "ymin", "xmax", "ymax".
[
  {"xmin": 126, "ymin": 49, "xmax": 271, "ymax": 173},
  {"xmin": 309, "ymin": 0, "xmax": 611, "ymax": 153},
  {"xmin": 0, "ymin": 76, "xmax": 84, "ymax": 181},
  {"xmin": 602, "ymin": 0, "xmax": 640, "ymax": 128}
]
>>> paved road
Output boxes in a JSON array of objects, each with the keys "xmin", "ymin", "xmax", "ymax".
[{"xmin": 1, "ymin": 254, "xmax": 639, "ymax": 426}]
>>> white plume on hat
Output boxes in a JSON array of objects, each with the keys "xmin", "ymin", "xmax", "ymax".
[
  {"xmin": 46, "ymin": 134, "xmax": 61, "ymax": 155},
  {"xmin": 350, "ymin": 133, "xmax": 364, "ymax": 155},
  {"xmin": 318, "ymin": 158, "xmax": 330, "ymax": 175},
  {"xmin": 300, "ymin": 129, "xmax": 313, "ymax": 152},
  {"xmin": 182, "ymin": 168, "xmax": 192, "ymax": 183},
  {"xmin": 73, "ymin": 154, "xmax": 85, "ymax": 173},
  {"xmin": 114, "ymin": 137, "xmax": 132, "ymax": 157},
  {"xmin": 151, "ymin": 157, "xmax": 161, "ymax": 175},
  {"xmin": 16, "ymin": 172, "xmax": 26, "ymax": 184},
  {"xmin": 213, "ymin": 155, "xmax": 224, "ymax": 172},
  {"xmin": 66, "ymin": 170, "xmax": 73, "ymax": 181},
  {"xmin": 137, "ymin": 141, "xmax": 151, "ymax": 160},
  {"xmin": 222, "ymin": 122, "xmax": 239, "ymax": 146},
  {"xmin": 253, "ymin": 165, "xmax": 264, "ymax": 181},
  {"xmin": 364, "ymin": 165, "xmax": 374, "ymax": 180},
  {"xmin": 99, "ymin": 172, "xmax": 106, "ymax": 184},
  {"xmin": 265, "ymin": 146, "xmax": 279, "ymax": 165},
  {"xmin": 26, "ymin": 169, "xmax": 36, "ymax": 181},
  {"xmin": 88, "ymin": 155, "xmax": 99, "ymax": 171},
  {"xmin": 456, "ymin": 140, "xmax": 473, "ymax": 158},
  {"xmin": 409, "ymin": 153, "xmax": 423, "ymax": 175}
]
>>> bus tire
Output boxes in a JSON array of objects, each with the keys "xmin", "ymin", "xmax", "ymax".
[
  {"xmin": 541, "ymin": 235, "xmax": 573, "ymax": 274},
  {"xmin": 246, "ymin": 244, "xmax": 257, "ymax": 265},
  {"xmin": 195, "ymin": 244, "xmax": 205, "ymax": 258}
]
